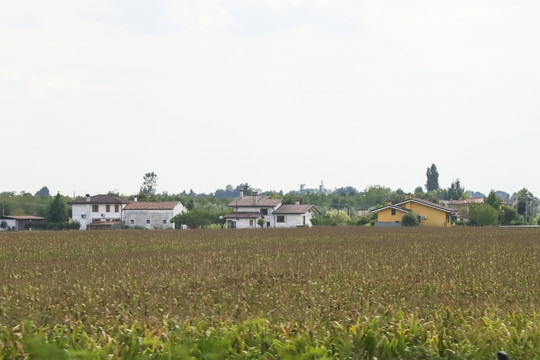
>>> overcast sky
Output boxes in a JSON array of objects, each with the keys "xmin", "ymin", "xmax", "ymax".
[{"xmin": 2, "ymin": 0, "xmax": 539, "ymax": 197}]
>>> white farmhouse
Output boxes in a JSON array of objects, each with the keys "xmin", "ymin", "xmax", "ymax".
[
  {"xmin": 123, "ymin": 201, "xmax": 186, "ymax": 229},
  {"xmin": 69, "ymin": 194, "xmax": 130, "ymax": 230},
  {"xmin": 223, "ymin": 193, "xmax": 283, "ymax": 229},
  {"xmin": 223, "ymin": 192, "xmax": 319, "ymax": 229},
  {"xmin": 272, "ymin": 204, "xmax": 320, "ymax": 228}
]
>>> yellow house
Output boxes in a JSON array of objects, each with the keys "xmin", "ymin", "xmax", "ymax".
[{"xmin": 372, "ymin": 198, "xmax": 454, "ymax": 227}]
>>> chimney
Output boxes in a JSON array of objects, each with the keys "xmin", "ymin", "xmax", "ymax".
[
  {"xmin": 405, "ymin": 194, "xmax": 412, "ymax": 200},
  {"xmin": 85, "ymin": 194, "xmax": 91, "ymax": 202},
  {"xmin": 239, "ymin": 188, "xmax": 244, "ymax": 198},
  {"xmin": 384, "ymin": 201, "xmax": 392, "ymax": 205},
  {"xmin": 134, "ymin": 196, "xmax": 138, "ymax": 202},
  {"xmin": 253, "ymin": 191, "xmax": 258, "ymax": 205},
  {"xmin": 295, "ymin": 199, "xmax": 300, "ymax": 205}
]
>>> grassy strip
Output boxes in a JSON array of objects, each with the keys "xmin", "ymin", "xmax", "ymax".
[{"xmin": 2, "ymin": 310, "xmax": 540, "ymax": 359}]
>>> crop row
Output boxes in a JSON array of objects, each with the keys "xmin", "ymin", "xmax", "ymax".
[{"xmin": 1, "ymin": 227, "xmax": 540, "ymax": 358}]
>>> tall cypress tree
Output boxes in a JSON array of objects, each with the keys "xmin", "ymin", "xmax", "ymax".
[
  {"xmin": 425, "ymin": 164, "xmax": 440, "ymax": 192},
  {"xmin": 47, "ymin": 193, "xmax": 67, "ymax": 223}
]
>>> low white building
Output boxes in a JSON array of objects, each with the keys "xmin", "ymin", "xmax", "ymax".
[
  {"xmin": 69, "ymin": 194, "xmax": 130, "ymax": 230},
  {"xmin": 0, "ymin": 215, "xmax": 45, "ymax": 231},
  {"xmin": 223, "ymin": 194, "xmax": 283, "ymax": 229},
  {"xmin": 223, "ymin": 192, "xmax": 319, "ymax": 229},
  {"xmin": 272, "ymin": 204, "xmax": 320, "ymax": 228},
  {"xmin": 123, "ymin": 201, "xmax": 186, "ymax": 229}
]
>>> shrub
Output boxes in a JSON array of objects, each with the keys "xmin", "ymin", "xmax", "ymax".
[
  {"xmin": 401, "ymin": 212, "xmax": 419, "ymax": 226},
  {"xmin": 468, "ymin": 204, "xmax": 499, "ymax": 226},
  {"xmin": 25, "ymin": 221, "xmax": 80, "ymax": 230},
  {"xmin": 312, "ymin": 209, "xmax": 351, "ymax": 226}
]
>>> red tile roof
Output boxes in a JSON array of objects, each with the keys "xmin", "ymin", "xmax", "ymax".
[
  {"xmin": 228, "ymin": 196, "xmax": 283, "ymax": 208},
  {"xmin": 123, "ymin": 202, "xmax": 182, "ymax": 211},
  {"xmin": 222, "ymin": 212, "xmax": 262, "ymax": 219},
  {"xmin": 273, "ymin": 204, "xmax": 320, "ymax": 215},
  {"xmin": 69, "ymin": 194, "xmax": 130, "ymax": 205},
  {"xmin": 370, "ymin": 204, "xmax": 411, "ymax": 214},
  {"xmin": 1, "ymin": 215, "xmax": 45, "ymax": 220},
  {"xmin": 396, "ymin": 198, "xmax": 454, "ymax": 213}
]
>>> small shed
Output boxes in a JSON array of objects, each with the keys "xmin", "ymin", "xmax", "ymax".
[{"xmin": 0, "ymin": 215, "xmax": 45, "ymax": 231}]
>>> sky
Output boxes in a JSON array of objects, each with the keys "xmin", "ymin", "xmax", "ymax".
[{"xmin": 1, "ymin": 0, "xmax": 539, "ymax": 197}]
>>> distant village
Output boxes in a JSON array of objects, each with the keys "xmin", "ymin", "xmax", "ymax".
[{"xmin": 1, "ymin": 166, "xmax": 538, "ymax": 231}]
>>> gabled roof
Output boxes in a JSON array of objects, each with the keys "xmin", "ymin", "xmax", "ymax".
[
  {"xmin": 370, "ymin": 204, "xmax": 411, "ymax": 214},
  {"xmin": 222, "ymin": 212, "xmax": 261, "ymax": 219},
  {"xmin": 123, "ymin": 201, "xmax": 182, "ymax": 211},
  {"xmin": 0, "ymin": 215, "xmax": 45, "ymax": 220},
  {"xmin": 69, "ymin": 194, "xmax": 130, "ymax": 205},
  {"xmin": 228, "ymin": 196, "xmax": 283, "ymax": 208},
  {"xmin": 396, "ymin": 198, "xmax": 454, "ymax": 213},
  {"xmin": 273, "ymin": 204, "xmax": 320, "ymax": 215}
]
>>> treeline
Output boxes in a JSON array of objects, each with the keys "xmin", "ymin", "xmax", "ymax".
[{"xmin": 1, "ymin": 176, "xmax": 538, "ymax": 229}]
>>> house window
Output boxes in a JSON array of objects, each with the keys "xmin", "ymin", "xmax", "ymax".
[
  {"xmin": 146, "ymin": 220, "xmax": 150, "ymax": 224},
  {"xmin": 277, "ymin": 216, "xmax": 286, "ymax": 223},
  {"xmin": 92, "ymin": 205, "xmax": 99, "ymax": 212},
  {"xmin": 391, "ymin": 209, "xmax": 396, "ymax": 216},
  {"xmin": 260, "ymin": 209, "xmax": 269, "ymax": 216},
  {"xmin": 163, "ymin": 219, "xmax": 167, "ymax": 224},
  {"xmin": 249, "ymin": 219, "xmax": 254, "ymax": 226},
  {"xmin": 81, "ymin": 214, "xmax": 86, "ymax": 219},
  {"xmin": 130, "ymin": 219, "xmax": 134, "ymax": 224},
  {"xmin": 106, "ymin": 205, "xmax": 111, "ymax": 212},
  {"xmin": 115, "ymin": 205, "xmax": 120, "ymax": 212}
]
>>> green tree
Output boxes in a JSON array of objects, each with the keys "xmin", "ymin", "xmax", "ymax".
[
  {"xmin": 0, "ymin": 220, "xmax": 7, "ymax": 230},
  {"xmin": 185, "ymin": 199, "xmax": 195, "ymax": 211},
  {"xmin": 140, "ymin": 172, "xmax": 158, "ymax": 198},
  {"xmin": 363, "ymin": 185, "xmax": 394, "ymax": 207},
  {"xmin": 468, "ymin": 203, "xmax": 499, "ymax": 226},
  {"xmin": 401, "ymin": 212, "xmax": 419, "ymax": 226},
  {"xmin": 47, "ymin": 193, "xmax": 68, "ymax": 223},
  {"xmin": 499, "ymin": 205, "xmax": 518, "ymax": 226},
  {"xmin": 447, "ymin": 179, "xmax": 464, "ymax": 200},
  {"xmin": 515, "ymin": 188, "xmax": 536, "ymax": 221},
  {"xmin": 312, "ymin": 209, "xmax": 351, "ymax": 226},
  {"xmin": 171, "ymin": 208, "xmax": 223, "ymax": 229},
  {"xmin": 236, "ymin": 183, "xmax": 253, "ymax": 196},
  {"xmin": 425, "ymin": 164, "xmax": 440, "ymax": 192},
  {"xmin": 485, "ymin": 190, "xmax": 502, "ymax": 210},
  {"xmin": 34, "ymin": 186, "xmax": 50, "ymax": 197},
  {"xmin": 257, "ymin": 217, "xmax": 265, "ymax": 228}
]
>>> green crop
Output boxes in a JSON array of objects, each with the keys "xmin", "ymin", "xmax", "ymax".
[{"xmin": 1, "ymin": 227, "xmax": 540, "ymax": 359}]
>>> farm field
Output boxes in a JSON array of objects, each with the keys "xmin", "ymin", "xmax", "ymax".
[{"xmin": 1, "ymin": 227, "xmax": 540, "ymax": 359}]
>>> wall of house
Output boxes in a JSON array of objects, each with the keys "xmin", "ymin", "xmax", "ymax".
[
  {"xmin": 376, "ymin": 208, "xmax": 406, "ymax": 224},
  {"xmin": 72, "ymin": 203, "xmax": 125, "ymax": 230},
  {"xmin": 401, "ymin": 203, "xmax": 450, "ymax": 227},
  {"xmin": 0, "ymin": 219, "xmax": 16, "ymax": 230},
  {"xmin": 226, "ymin": 218, "xmax": 259, "ymax": 229},
  {"xmin": 124, "ymin": 209, "xmax": 178, "ymax": 229},
  {"xmin": 274, "ymin": 212, "xmax": 314, "ymax": 228}
]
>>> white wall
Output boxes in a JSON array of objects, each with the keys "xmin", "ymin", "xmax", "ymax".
[
  {"xmin": 274, "ymin": 212, "xmax": 314, "ymax": 228},
  {"xmin": 72, "ymin": 203, "xmax": 126, "ymax": 230},
  {"xmin": 125, "ymin": 210, "xmax": 175, "ymax": 229},
  {"xmin": 0, "ymin": 219, "xmax": 16, "ymax": 230},
  {"xmin": 226, "ymin": 218, "xmax": 258, "ymax": 229},
  {"xmin": 124, "ymin": 204, "xmax": 185, "ymax": 230}
]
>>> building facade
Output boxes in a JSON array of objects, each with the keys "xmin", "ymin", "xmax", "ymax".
[
  {"xmin": 69, "ymin": 194, "xmax": 130, "ymax": 230},
  {"xmin": 123, "ymin": 201, "xmax": 186, "ymax": 229},
  {"xmin": 223, "ymin": 192, "xmax": 319, "ymax": 229},
  {"xmin": 372, "ymin": 198, "xmax": 454, "ymax": 227}
]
